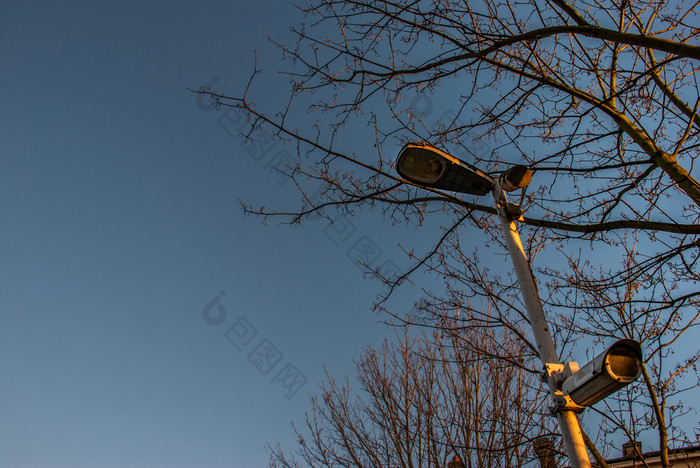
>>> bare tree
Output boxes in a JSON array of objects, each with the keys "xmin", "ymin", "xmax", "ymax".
[
  {"xmin": 194, "ymin": 0, "xmax": 700, "ymax": 465},
  {"xmin": 269, "ymin": 323, "xmax": 552, "ymax": 467}
]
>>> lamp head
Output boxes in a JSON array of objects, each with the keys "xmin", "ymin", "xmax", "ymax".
[
  {"xmin": 396, "ymin": 143, "xmax": 493, "ymax": 195},
  {"xmin": 562, "ymin": 339, "xmax": 643, "ymax": 407}
]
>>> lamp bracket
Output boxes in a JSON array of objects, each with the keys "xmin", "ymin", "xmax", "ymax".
[
  {"xmin": 504, "ymin": 202, "xmax": 523, "ymax": 221},
  {"xmin": 543, "ymin": 363, "xmax": 586, "ymax": 414},
  {"xmin": 495, "ymin": 195, "xmax": 524, "ymax": 221}
]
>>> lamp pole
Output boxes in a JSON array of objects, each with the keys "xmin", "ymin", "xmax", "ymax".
[
  {"xmin": 491, "ymin": 177, "xmax": 591, "ymax": 468},
  {"xmin": 395, "ymin": 143, "xmax": 592, "ymax": 467}
]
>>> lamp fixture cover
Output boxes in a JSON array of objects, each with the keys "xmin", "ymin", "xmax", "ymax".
[{"xmin": 396, "ymin": 142, "xmax": 493, "ymax": 195}]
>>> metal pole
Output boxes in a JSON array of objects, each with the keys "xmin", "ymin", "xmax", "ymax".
[{"xmin": 491, "ymin": 180, "xmax": 591, "ymax": 468}]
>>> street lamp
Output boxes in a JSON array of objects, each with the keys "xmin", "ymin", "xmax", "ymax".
[
  {"xmin": 396, "ymin": 142, "xmax": 533, "ymax": 194},
  {"xmin": 396, "ymin": 143, "xmax": 493, "ymax": 194},
  {"xmin": 395, "ymin": 142, "xmax": 642, "ymax": 468}
]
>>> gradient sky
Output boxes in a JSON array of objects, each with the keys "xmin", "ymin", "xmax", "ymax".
[
  {"xmin": 0, "ymin": 1, "xmax": 433, "ymax": 466},
  {"xmin": 6, "ymin": 1, "xmax": 695, "ymax": 467}
]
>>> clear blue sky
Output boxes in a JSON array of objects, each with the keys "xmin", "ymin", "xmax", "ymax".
[
  {"xmin": 0, "ymin": 1, "xmax": 430, "ymax": 466},
  {"xmin": 6, "ymin": 2, "xmax": 693, "ymax": 467}
]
